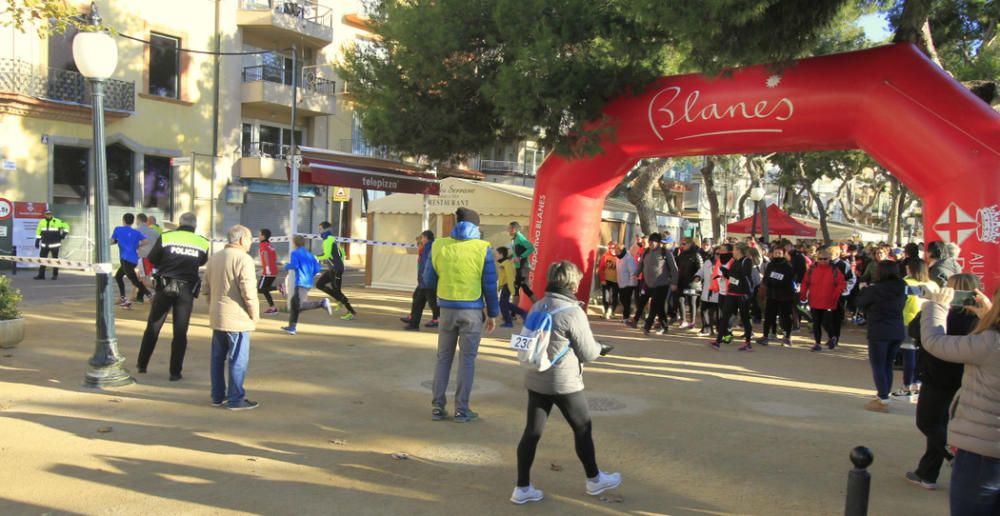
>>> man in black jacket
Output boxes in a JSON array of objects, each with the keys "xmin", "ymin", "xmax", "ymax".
[
  {"xmin": 759, "ymin": 247, "xmax": 796, "ymax": 346},
  {"xmin": 639, "ymin": 233, "xmax": 678, "ymax": 336},
  {"xmin": 675, "ymin": 238, "xmax": 704, "ymax": 330}
]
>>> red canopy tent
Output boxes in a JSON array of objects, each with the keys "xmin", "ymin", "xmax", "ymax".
[{"xmin": 726, "ymin": 204, "xmax": 817, "ymax": 237}]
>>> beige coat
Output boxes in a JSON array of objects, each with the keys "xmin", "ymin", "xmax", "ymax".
[
  {"xmin": 921, "ymin": 301, "xmax": 1000, "ymax": 459},
  {"xmin": 203, "ymin": 244, "xmax": 260, "ymax": 332}
]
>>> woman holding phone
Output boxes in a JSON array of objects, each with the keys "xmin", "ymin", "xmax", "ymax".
[{"xmin": 921, "ymin": 286, "xmax": 1000, "ymax": 514}]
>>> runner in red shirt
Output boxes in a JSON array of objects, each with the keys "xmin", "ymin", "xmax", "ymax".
[{"xmin": 257, "ymin": 229, "xmax": 280, "ymax": 315}]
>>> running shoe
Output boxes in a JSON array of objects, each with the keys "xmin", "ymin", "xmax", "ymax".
[
  {"xmin": 400, "ymin": 316, "xmax": 412, "ymax": 324},
  {"xmin": 264, "ymin": 307, "xmax": 279, "ymax": 315},
  {"xmin": 698, "ymin": 329, "xmax": 712, "ymax": 337},
  {"xmin": 424, "ymin": 319, "xmax": 439, "ymax": 328},
  {"xmin": 710, "ymin": 342, "xmax": 721, "ymax": 351},
  {"xmin": 277, "ymin": 283, "xmax": 286, "ymax": 297},
  {"xmin": 322, "ymin": 298, "xmax": 333, "ymax": 316},
  {"xmin": 510, "ymin": 485, "xmax": 544, "ymax": 504},
  {"xmin": 281, "ymin": 326, "xmax": 297, "ymax": 335},
  {"xmin": 890, "ymin": 389, "xmax": 914, "ymax": 399},
  {"xmin": 756, "ymin": 337, "xmax": 769, "ymax": 347},
  {"xmin": 341, "ymin": 312, "xmax": 355, "ymax": 321},
  {"xmin": 781, "ymin": 337, "xmax": 793, "ymax": 347},
  {"xmin": 738, "ymin": 344, "xmax": 754, "ymax": 352},
  {"xmin": 453, "ymin": 409, "xmax": 478, "ymax": 423},
  {"xmin": 905, "ymin": 471, "xmax": 937, "ymax": 490},
  {"xmin": 585, "ymin": 471, "xmax": 622, "ymax": 496},
  {"xmin": 431, "ymin": 404, "xmax": 448, "ymax": 421},
  {"xmin": 810, "ymin": 344, "xmax": 822, "ymax": 352},
  {"xmin": 721, "ymin": 334, "xmax": 733, "ymax": 344},
  {"xmin": 227, "ymin": 400, "xmax": 259, "ymax": 411},
  {"xmin": 827, "ymin": 337, "xmax": 839, "ymax": 350},
  {"xmin": 865, "ymin": 398, "xmax": 889, "ymax": 413}
]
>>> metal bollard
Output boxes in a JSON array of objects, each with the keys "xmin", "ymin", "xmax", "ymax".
[{"xmin": 845, "ymin": 446, "xmax": 874, "ymax": 516}]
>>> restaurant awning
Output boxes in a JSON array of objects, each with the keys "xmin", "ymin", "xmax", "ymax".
[{"xmin": 290, "ymin": 146, "xmax": 441, "ymax": 195}]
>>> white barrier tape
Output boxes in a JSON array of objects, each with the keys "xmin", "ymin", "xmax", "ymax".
[
  {"xmin": 0, "ymin": 255, "xmax": 112, "ymax": 273},
  {"xmin": 210, "ymin": 233, "xmax": 417, "ymax": 249}
]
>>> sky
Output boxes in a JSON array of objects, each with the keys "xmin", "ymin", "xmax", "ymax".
[{"xmin": 856, "ymin": 12, "xmax": 893, "ymax": 41}]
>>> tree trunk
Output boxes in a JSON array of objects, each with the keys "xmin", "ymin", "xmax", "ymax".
[
  {"xmin": 736, "ymin": 185, "xmax": 751, "ymax": 221},
  {"xmin": 626, "ymin": 159, "xmax": 671, "ymax": 235},
  {"xmin": 806, "ymin": 185, "xmax": 831, "ymax": 244},
  {"xmin": 892, "ymin": 0, "xmax": 942, "ymax": 66},
  {"xmin": 699, "ymin": 159, "xmax": 722, "ymax": 240},
  {"xmin": 886, "ymin": 177, "xmax": 902, "ymax": 244},
  {"xmin": 759, "ymin": 199, "xmax": 769, "ymax": 242}
]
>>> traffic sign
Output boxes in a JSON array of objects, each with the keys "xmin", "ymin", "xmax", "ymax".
[
  {"xmin": 332, "ymin": 187, "xmax": 350, "ymax": 202},
  {"xmin": 0, "ymin": 198, "xmax": 12, "ymax": 220}
]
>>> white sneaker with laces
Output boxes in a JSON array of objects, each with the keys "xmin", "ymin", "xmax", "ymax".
[
  {"xmin": 510, "ymin": 485, "xmax": 544, "ymax": 504},
  {"xmin": 586, "ymin": 471, "xmax": 621, "ymax": 496},
  {"xmin": 322, "ymin": 298, "xmax": 333, "ymax": 316}
]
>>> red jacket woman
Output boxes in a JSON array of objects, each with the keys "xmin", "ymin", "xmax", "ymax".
[{"xmin": 800, "ymin": 260, "xmax": 846, "ymax": 310}]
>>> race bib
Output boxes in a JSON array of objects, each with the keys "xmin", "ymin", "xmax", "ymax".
[
  {"xmin": 510, "ymin": 334, "xmax": 537, "ymax": 352},
  {"xmin": 770, "ymin": 272, "xmax": 784, "ymax": 281},
  {"xmin": 729, "ymin": 278, "xmax": 740, "ymax": 286}
]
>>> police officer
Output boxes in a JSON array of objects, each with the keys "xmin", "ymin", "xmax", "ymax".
[
  {"xmin": 34, "ymin": 209, "xmax": 69, "ymax": 280},
  {"xmin": 136, "ymin": 212, "xmax": 209, "ymax": 381}
]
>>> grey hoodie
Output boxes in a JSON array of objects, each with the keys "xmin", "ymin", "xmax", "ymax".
[
  {"xmin": 641, "ymin": 246, "xmax": 679, "ymax": 288},
  {"xmin": 523, "ymin": 291, "xmax": 603, "ymax": 395}
]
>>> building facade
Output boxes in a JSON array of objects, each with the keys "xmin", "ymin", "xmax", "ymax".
[{"xmin": 0, "ymin": 0, "xmax": 371, "ymax": 260}]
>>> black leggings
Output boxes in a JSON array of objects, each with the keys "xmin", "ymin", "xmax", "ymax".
[
  {"xmin": 717, "ymin": 295, "xmax": 752, "ymax": 343},
  {"xmin": 763, "ymin": 299, "xmax": 793, "ymax": 339},
  {"xmin": 810, "ymin": 308, "xmax": 836, "ymax": 345},
  {"xmin": 618, "ymin": 286, "xmax": 635, "ymax": 320},
  {"xmin": 517, "ymin": 390, "xmax": 598, "ymax": 487},
  {"xmin": 115, "ymin": 260, "xmax": 150, "ymax": 300},
  {"xmin": 316, "ymin": 269, "xmax": 355, "ymax": 314},
  {"xmin": 700, "ymin": 300, "xmax": 717, "ymax": 332},
  {"xmin": 258, "ymin": 276, "xmax": 276, "ymax": 307}
]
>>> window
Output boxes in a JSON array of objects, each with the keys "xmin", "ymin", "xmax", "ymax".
[
  {"xmin": 243, "ymin": 122, "xmax": 304, "ymax": 157},
  {"xmin": 52, "ymin": 145, "xmax": 89, "ymax": 205},
  {"xmin": 143, "ymin": 156, "xmax": 171, "ymax": 211},
  {"xmin": 149, "ymin": 33, "xmax": 180, "ymax": 98},
  {"xmin": 106, "ymin": 143, "xmax": 134, "ymax": 206}
]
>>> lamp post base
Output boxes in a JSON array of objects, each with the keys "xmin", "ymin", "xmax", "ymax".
[{"xmin": 84, "ymin": 356, "xmax": 135, "ymax": 388}]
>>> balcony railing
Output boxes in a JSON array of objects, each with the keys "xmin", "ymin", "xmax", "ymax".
[
  {"xmin": 477, "ymin": 159, "xmax": 537, "ymax": 176},
  {"xmin": 239, "ymin": 0, "xmax": 333, "ymax": 31},
  {"xmin": 0, "ymin": 58, "xmax": 135, "ymax": 112},
  {"xmin": 337, "ymin": 138, "xmax": 390, "ymax": 159},
  {"xmin": 242, "ymin": 65, "xmax": 336, "ymax": 95},
  {"xmin": 242, "ymin": 141, "xmax": 293, "ymax": 159}
]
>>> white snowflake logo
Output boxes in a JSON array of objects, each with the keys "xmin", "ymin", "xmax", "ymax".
[{"xmin": 766, "ymin": 75, "xmax": 782, "ymax": 88}]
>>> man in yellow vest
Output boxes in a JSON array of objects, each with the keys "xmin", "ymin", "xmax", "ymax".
[
  {"xmin": 34, "ymin": 209, "xmax": 69, "ymax": 280},
  {"xmin": 424, "ymin": 207, "xmax": 499, "ymax": 423}
]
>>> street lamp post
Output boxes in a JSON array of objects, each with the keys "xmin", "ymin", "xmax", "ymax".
[
  {"xmin": 74, "ymin": 3, "xmax": 133, "ymax": 388},
  {"xmin": 749, "ymin": 184, "xmax": 765, "ymax": 243}
]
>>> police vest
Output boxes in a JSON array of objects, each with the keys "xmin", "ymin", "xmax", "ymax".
[{"xmin": 432, "ymin": 238, "xmax": 490, "ymax": 302}]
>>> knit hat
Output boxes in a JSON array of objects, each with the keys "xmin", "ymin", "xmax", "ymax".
[{"xmin": 456, "ymin": 207, "xmax": 480, "ymax": 226}]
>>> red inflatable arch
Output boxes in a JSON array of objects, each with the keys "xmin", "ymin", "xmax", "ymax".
[{"xmin": 527, "ymin": 44, "xmax": 1000, "ymax": 300}]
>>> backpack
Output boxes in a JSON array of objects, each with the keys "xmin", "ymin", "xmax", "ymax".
[{"xmin": 510, "ymin": 302, "xmax": 578, "ymax": 372}]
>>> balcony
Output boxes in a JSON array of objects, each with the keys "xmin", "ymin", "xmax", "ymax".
[
  {"xmin": 241, "ymin": 65, "xmax": 337, "ymax": 117},
  {"xmin": 236, "ymin": 141, "xmax": 291, "ymax": 180},
  {"xmin": 0, "ymin": 58, "xmax": 134, "ymax": 122},
  {"xmin": 336, "ymin": 138, "xmax": 390, "ymax": 159},
  {"xmin": 476, "ymin": 159, "xmax": 537, "ymax": 177},
  {"xmin": 237, "ymin": 0, "xmax": 334, "ymax": 48}
]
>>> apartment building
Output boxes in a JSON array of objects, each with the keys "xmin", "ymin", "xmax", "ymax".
[{"xmin": 0, "ymin": 0, "xmax": 371, "ymax": 259}]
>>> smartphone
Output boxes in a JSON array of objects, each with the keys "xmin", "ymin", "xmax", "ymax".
[
  {"xmin": 904, "ymin": 285, "xmax": 926, "ymax": 297},
  {"xmin": 952, "ymin": 290, "xmax": 976, "ymax": 307}
]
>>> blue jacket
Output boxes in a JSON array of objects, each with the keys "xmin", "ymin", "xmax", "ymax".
[
  {"xmin": 423, "ymin": 222, "xmax": 499, "ymax": 317},
  {"xmin": 285, "ymin": 246, "xmax": 321, "ymax": 288},
  {"xmin": 417, "ymin": 237, "xmax": 434, "ymax": 289}
]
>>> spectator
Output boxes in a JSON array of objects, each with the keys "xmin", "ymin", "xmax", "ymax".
[
  {"xmin": 497, "ymin": 246, "xmax": 526, "ymax": 328},
  {"xmin": 829, "ymin": 246, "xmax": 858, "ymax": 350},
  {"xmin": 639, "ymin": 233, "xmax": 678, "ymax": 337},
  {"xmin": 597, "ymin": 242, "xmax": 620, "ymax": 320},
  {"xmin": 857, "ymin": 261, "xmax": 908, "ymax": 412},
  {"xmin": 615, "ymin": 240, "xmax": 640, "ymax": 324},
  {"xmin": 675, "ymin": 238, "xmax": 704, "ymax": 330},
  {"xmin": 921, "ymin": 286, "xmax": 1000, "ymax": 514},
  {"xmin": 203, "ymin": 225, "xmax": 260, "ymax": 410},
  {"xmin": 800, "ymin": 249, "xmax": 847, "ymax": 352},
  {"xmin": 927, "ymin": 240, "xmax": 960, "ymax": 287},
  {"xmin": 424, "ymin": 207, "xmax": 499, "ymax": 423},
  {"xmin": 511, "ymin": 260, "xmax": 620, "ymax": 505},
  {"xmin": 403, "ymin": 230, "xmax": 440, "ymax": 330},
  {"xmin": 905, "ymin": 273, "xmax": 980, "ymax": 490}
]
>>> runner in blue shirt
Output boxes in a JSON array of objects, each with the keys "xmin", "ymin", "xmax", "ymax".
[{"xmin": 111, "ymin": 213, "xmax": 151, "ymax": 307}]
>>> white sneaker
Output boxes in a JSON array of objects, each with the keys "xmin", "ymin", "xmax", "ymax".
[
  {"xmin": 322, "ymin": 298, "xmax": 333, "ymax": 316},
  {"xmin": 510, "ymin": 485, "xmax": 544, "ymax": 504},
  {"xmin": 586, "ymin": 471, "xmax": 621, "ymax": 496}
]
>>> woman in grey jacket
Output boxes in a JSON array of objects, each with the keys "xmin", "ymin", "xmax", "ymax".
[
  {"xmin": 921, "ymin": 287, "xmax": 1000, "ymax": 515},
  {"xmin": 511, "ymin": 260, "xmax": 620, "ymax": 505}
]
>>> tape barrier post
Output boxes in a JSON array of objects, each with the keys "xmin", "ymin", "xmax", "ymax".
[{"xmin": 211, "ymin": 234, "xmax": 418, "ymax": 249}]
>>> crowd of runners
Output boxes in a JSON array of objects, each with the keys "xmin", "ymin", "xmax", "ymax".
[{"xmin": 78, "ymin": 206, "xmax": 1000, "ymax": 511}]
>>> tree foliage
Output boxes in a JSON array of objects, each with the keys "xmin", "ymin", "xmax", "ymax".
[{"xmin": 2, "ymin": 0, "xmax": 85, "ymax": 37}]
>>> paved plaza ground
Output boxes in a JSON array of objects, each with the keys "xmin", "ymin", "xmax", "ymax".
[{"xmin": 0, "ymin": 270, "xmax": 949, "ymax": 515}]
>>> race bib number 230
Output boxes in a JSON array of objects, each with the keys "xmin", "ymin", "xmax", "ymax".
[{"xmin": 510, "ymin": 334, "xmax": 537, "ymax": 351}]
